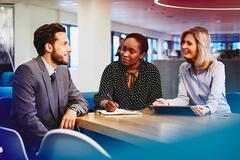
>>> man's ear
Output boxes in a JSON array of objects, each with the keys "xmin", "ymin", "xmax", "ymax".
[{"xmin": 45, "ymin": 43, "xmax": 53, "ymax": 53}]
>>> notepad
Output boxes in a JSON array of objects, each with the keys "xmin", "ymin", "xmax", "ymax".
[{"xmin": 96, "ymin": 109, "xmax": 142, "ymax": 115}]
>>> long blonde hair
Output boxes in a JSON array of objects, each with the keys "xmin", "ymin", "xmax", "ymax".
[{"xmin": 181, "ymin": 26, "xmax": 213, "ymax": 70}]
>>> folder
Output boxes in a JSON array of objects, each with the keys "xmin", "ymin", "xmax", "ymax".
[{"xmin": 149, "ymin": 105, "xmax": 195, "ymax": 116}]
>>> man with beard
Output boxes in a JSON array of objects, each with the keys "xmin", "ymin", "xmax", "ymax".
[{"xmin": 10, "ymin": 23, "xmax": 88, "ymax": 159}]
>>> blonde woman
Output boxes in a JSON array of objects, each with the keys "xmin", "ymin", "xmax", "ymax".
[{"xmin": 153, "ymin": 26, "xmax": 230, "ymax": 116}]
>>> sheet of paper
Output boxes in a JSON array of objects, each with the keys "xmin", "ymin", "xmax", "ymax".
[{"xmin": 96, "ymin": 109, "xmax": 142, "ymax": 115}]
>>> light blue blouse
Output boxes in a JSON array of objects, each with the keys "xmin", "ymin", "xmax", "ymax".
[{"xmin": 167, "ymin": 60, "xmax": 230, "ymax": 113}]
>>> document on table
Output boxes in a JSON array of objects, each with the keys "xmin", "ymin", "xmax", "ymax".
[{"xmin": 96, "ymin": 109, "xmax": 142, "ymax": 115}]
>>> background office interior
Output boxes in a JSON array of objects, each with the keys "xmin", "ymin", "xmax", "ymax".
[{"xmin": 1, "ymin": 0, "xmax": 240, "ymax": 98}]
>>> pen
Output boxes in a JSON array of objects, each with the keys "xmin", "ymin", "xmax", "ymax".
[
  {"xmin": 106, "ymin": 93, "xmax": 112, "ymax": 101},
  {"xmin": 106, "ymin": 93, "xmax": 119, "ymax": 109}
]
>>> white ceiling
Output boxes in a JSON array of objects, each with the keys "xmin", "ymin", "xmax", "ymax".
[
  {"xmin": 111, "ymin": 0, "xmax": 240, "ymax": 34},
  {"xmin": 2, "ymin": 0, "xmax": 240, "ymax": 34}
]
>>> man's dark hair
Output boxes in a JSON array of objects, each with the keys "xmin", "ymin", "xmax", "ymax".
[
  {"xmin": 125, "ymin": 33, "xmax": 148, "ymax": 54},
  {"xmin": 33, "ymin": 23, "xmax": 66, "ymax": 56}
]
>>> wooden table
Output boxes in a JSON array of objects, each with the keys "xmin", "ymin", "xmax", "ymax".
[{"xmin": 76, "ymin": 110, "xmax": 240, "ymax": 146}]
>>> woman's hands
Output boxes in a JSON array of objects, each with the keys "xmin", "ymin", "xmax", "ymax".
[
  {"xmin": 100, "ymin": 100, "xmax": 119, "ymax": 112},
  {"xmin": 191, "ymin": 105, "xmax": 210, "ymax": 116},
  {"xmin": 152, "ymin": 98, "xmax": 169, "ymax": 106},
  {"xmin": 153, "ymin": 99, "xmax": 210, "ymax": 116}
]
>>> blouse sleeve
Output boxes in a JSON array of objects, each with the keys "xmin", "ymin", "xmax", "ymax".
[
  {"xmin": 167, "ymin": 64, "xmax": 189, "ymax": 106},
  {"xmin": 147, "ymin": 65, "xmax": 162, "ymax": 105},
  {"xmin": 205, "ymin": 62, "xmax": 226, "ymax": 113}
]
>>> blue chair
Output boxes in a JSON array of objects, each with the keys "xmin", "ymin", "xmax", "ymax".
[
  {"xmin": 0, "ymin": 72, "xmax": 13, "ymax": 86},
  {"xmin": 0, "ymin": 126, "xmax": 29, "ymax": 160},
  {"xmin": 36, "ymin": 129, "xmax": 111, "ymax": 160},
  {"xmin": 0, "ymin": 98, "xmax": 12, "ymax": 127},
  {"xmin": 226, "ymin": 92, "xmax": 240, "ymax": 114},
  {"xmin": 0, "ymin": 87, "xmax": 12, "ymax": 98},
  {"xmin": 81, "ymin": 92, "xmax": 96, "ymax": 110}
]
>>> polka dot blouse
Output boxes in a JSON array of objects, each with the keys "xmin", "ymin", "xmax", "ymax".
[{"xmin": 94, "ymin": 60, "xmax": 162, "ymax": 110}]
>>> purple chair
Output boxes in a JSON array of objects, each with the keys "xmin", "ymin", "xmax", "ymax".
[
  {"xmin": 0, "ymin": 87, "xmax": 12, "ymax": 99},
  {"xmin": 0, "ymin": 98, "xmax": 12, "ymax": 127},
  {"xmin": 226, "ymin": 92, "xmax": 240, "ymax": 114},
  {"xmin": 0, "ymin": 126, "xmax": 29, "ymax": 160},
  {"xmin": 0, "ymin": 72, "xmax": 13, "ymax": 86}
]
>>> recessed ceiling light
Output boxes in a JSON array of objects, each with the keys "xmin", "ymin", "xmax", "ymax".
[
  {"xmin": 71, "ymin": 3, "xmax": 78, "ymax": 6},
  {"xmin": 60, "ymin": 1, "xmax": 78, "ymax": 6},
  {"xmin": 0, "ymin": 6, "xmax": 4, "ymax": 10},
  {"xmin": 60, "ymin": 4, "xmax": 67, "ymax": 6},
  {"xmin": 63, "ymin": 0, "xmax": 73, "ymax": 3},
  {"xmin": 145, "ymin": 8, "xmax": 152, "ymax": 11},
  {"xmin": 112, "ymin": 1, "xmax": 128, "ymax": 5}
]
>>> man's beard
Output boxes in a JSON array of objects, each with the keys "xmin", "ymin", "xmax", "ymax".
[{"xmin": 51, "ymin": 48, "xmax": 68, "ymax": 65}]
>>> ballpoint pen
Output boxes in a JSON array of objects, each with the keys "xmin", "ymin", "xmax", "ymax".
[
  {"xmin": 106, "ymin": 93, "xmax": 112, "ymax": 101},
  {"xmin": 106, "ymin": 93, "xmax": 119, "ymax": 108}
]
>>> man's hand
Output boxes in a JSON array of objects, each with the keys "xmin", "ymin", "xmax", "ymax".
[{"xmin": 60, "ymin": 109, "xmax": 77, "ymax": 129}]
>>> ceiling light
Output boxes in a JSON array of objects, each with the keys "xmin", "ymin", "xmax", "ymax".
[
  {"xmin": 63, "ymin": 0, "xmax": 73, "ymax": 3},
  {"xmin": 145, "ymin": 8, "xmax": 152, "ymax": 11},
  {"xmin": 112, "ymin": 1, "xmax": 128, "ymax": 5},
  {"xmin": 0, "ymin": 6, "xmax": 4, "ymax": 10},
  {"xmin": 60, "ymin": 4, "xmax": 67, "ymax": 6},
  {"xmin": 154, "ymin": 0, "xmax": 240, "ymax": 11},
  {"xmin": 60, "ymin": 1, "xmax": 78, "ymax": 6},
  {"xmin": 71, "ymin": 3, "xmax": 78, "ymax": 6}
]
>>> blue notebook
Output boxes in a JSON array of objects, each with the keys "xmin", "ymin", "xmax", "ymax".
[{"xmin": 149, "ymin": 105, "xmax": 196, "ymax": 116}]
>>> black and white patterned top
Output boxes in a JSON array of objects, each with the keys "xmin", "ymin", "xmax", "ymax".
[{"xmin": 94, "ymin": 60, "xmax": 162, "ymax": 110}]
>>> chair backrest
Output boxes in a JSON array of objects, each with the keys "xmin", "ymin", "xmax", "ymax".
[
  {"xmin": 0, "ymin": 97, "xmax": 12, "ymax": 127},
  {"xmin": 226, "ymin": 92, "xmax": 240, "ymax": 114},
  {"xmin": 0, "ymin": 126, "xmax": 29, "ymax": 160},
  {"xmin": 81, "ymin": 92, "xmax": 96, "ymax": 109},
  {"xmin": 0, "ymin": 87, "xmax": 12, "ymax": 98},
  {"xmin": 0, "ymin": 72, "xmax": 13, "ymax": 86},
  {"xmin": 36, "ymin": 129, "xmax": 111, "ymax": 160}
]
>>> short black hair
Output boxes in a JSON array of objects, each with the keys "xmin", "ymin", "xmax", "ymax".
[
  {"xmin": 125, "ymin": 33, "xmax": 148, "ymax": 54},
  {"xmin": 33, "ymin": 23, "xmax": 66, "ymax": 56}
]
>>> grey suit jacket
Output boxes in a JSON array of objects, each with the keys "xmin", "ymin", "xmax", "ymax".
[{"xmin": 10, "ymin": 56, "xmax": 88, "ymax": 144}]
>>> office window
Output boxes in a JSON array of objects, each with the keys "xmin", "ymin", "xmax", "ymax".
[
  {"xmin": 111, "ymin": 31, "xmax": 126, "ymax": 62},
  {"xmin": 62, "ymin": 24, "xmax": 79, "ymax": 68},
  {"xmin": 162, "ymin": 34, "xmax": 240, "ymax": 59},
  {"xmin": 173, "ymin": 35, "xmax": 180, "ymax": 50},
  {"xmin": 162, "ymin": 35, "xmax": 181, "ymax": 59},
  {"xmin": 0, "ymin": 5, "xmax": 14, "ymax": 72},
  {"xmin": 232, "ymin": 42, "xmax": 240, "ymax": 50},
  {"xmin": 211, "ymin": 42, "xmax": 226, "ymax": 52},
  {"xmin": 163, "ymin": 41, "xmax": 168, "ymax": 50},
  {"xmin": 146, "ymin": 37, "xmax": 158, "ymax": 62},
  {"xmin": 113, "ymin": 35, "xmax": 119, "ymax": 60}
]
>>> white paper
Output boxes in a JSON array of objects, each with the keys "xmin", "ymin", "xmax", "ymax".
[{"xmin": 96, "ymin": 109, "xmax": 142, "ymax": 115}]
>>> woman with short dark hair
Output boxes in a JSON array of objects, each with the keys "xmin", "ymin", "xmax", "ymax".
[{"xmin": 95, "ymin": 33, "xmax": 162, "ymax": 111}]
